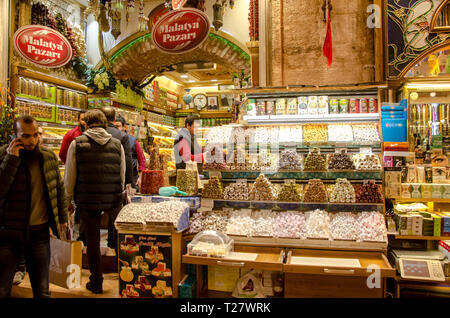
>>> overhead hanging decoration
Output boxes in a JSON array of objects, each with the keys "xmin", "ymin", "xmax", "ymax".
[
  {"xmin": 138, "ymin": 0, "xmax": 149, "ymax": 31},
  {"xmin": 322, "ymin": 0, "xmax": 333, "ymax": 68},
  {"xmin": 212, "ymin": 0, "xmax": 224, "ymax": 31},
  {"xmin": 109, "ymin": 9, "xmax": 122, "ymax": 40}
]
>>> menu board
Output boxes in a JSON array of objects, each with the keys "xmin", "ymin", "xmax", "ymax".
[{"xmin": 118, "ymin": 233, "xmax": 173, "ymax": 298}]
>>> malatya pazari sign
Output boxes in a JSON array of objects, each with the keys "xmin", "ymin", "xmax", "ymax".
[
  {"xmin": 152, "ymin": 8, "xmax": 210, "ymax": 54},
  {"xmin": 13, "ymin": 25, "xmax": 73, "ymax": 68}
]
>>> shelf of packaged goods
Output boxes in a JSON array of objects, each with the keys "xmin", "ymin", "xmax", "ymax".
[
  {"xmin": 283, "ymin": 249, "xmax": 395, "ymax": 278},
  {"xmin": 243, "ymin": 113, "xmax": 380, "ymax": 124},
  {"xmin": 17, "ymin": 68, "xmax": 88, "ymax": 93},
  {"xmin": 147, "ymin": 122, "xmax": 175, "ymax": 130},
  {"xmin": 203, "ymin": 170, "xmax": 383, "ymax": 180},
  {"xmin": 199, "ymin": 111, "xmax": 233, "ymax": 119},
  {"xmin": 182, "ymin": 246, "xmax": 284, "ymax": 271},
  {"xmin": 16, "ymin": 96, "xmax": 55, "ymax": 108},
  {"xmin": 383, "ymin": 151, "xmax": 415, "ymax": 157},
  {"xmin": 390, "ymin": 198, "xmax": 450, "ymax": 203},
  {"xmin": 55, "ymin": 104, "xmax": 84, "ymax": 112},
  {"xmin": 206, "ymin": 142, "xmax": 382, "ymax": 151},
  {"xmin": 40, "ymin": 121, "xmax": 76, "ymax": 128},
  {"xmin": 393, "ymin": 235, "xmax": 450, "ymax": 241},
  {"xmin": 201, "ymin": 199, "xmax": 384, "ymax": 212},
  {"xmin": 236, "ymin": 84, "xmax": 383, "ymax": 96}
]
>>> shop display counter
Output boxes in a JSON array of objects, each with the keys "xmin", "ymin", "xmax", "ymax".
[
  {"xmin": 182, "ymin": 245, "xmax": 284, "ymax": 272},
  {"xmin": 283, "ymin": 249, "xmax": 395, "ymax": 298}
]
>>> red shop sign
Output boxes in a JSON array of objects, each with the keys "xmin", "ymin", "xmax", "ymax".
[
  {"xmin": 13, "ymin": 25, "xmax": 73, "ymax": 68},
  {"xmin": 152, "ymin": 8, "xmax": 210, "ymax": 54}
]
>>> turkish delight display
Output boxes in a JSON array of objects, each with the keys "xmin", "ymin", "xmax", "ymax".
[
  {"xmin": 330, "ymin": 212, "xmax": 359, "ymax": 240},
  {"xmin": 305, "ymin": 209, "xmax": 331, "ymax": 239},
  {"xmin": 303, "ymin": 179, "xmax": 328, "ymax": 202},
  {"xmin": 274, "ymin": 211, "xmax": 306, "ymax": 239},
  {"xmin": 202, "ymin": 177, "xmax": 224, "ymax": 199},
  {"xmin": 329, "ymin": 178, "xmax": 356, "ymax": 203},
  {"xmin": 303, "ymin": 148, "xmax": 327, "ymax": 171},
  {"xmin": 328, "ymin": 153, "xmax": 355, "ymax": 170},
  {"xmin": 327, "ymin": 124, "xmax": 353, "ymax": 142},
  {"xmin": 357, "ymin": 211, "xmax": 387, "ymax": 242},
  {"xmin": 226, "ymin": 209, "xmax": 253, "ymax": 237},
  {"xmin": 224, "ymin": 182, "xmax": 250, "ymax": 201},
  {"xmin": 279, "ymin": 149, "xmax": 302, "ymax": 170},
  {"xmin": 354, "ymin": 181, "xmax": 383, "ymax": 203},
  {"xmin": 251, "ymin": 210, "xmax": 276, "ymax": 237},
  {"xmin": 249, "ymin": 174, "xmax": 277, "ymax": 201},
  {"xmin": 278, "ymin": 183, "xmax": 302, "ymax": 202}
]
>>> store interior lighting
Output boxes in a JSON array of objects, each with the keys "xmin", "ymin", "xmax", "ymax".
[{"xmin": 405, "ymin": 83, "xmax": 450, "ymax": 91}]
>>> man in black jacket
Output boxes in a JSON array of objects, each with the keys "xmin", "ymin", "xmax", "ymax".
[
  {"xmin": 100, "ymin": 106, "xmax": 133, "ymax": 186},
  {"xmin": 0, "ymin": 115, "xmax": 68, "ymax": 298},
  {"xmin": 64, "ymin": 109, "xmax": 125, "ymax": 294}
]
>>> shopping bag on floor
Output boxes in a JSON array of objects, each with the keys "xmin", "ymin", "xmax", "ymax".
[{"xmin": 49, "ymin": 237, "xmax": 83, "ymax": 289}]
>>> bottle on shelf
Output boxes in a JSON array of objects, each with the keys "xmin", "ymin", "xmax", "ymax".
[
  {"xmin": 424, "ymin": 140, "xmax": 432, "ymax": 165},
  {"xmin": 415, "ymin": 137, "xmax": 424, "ymax": 165}
]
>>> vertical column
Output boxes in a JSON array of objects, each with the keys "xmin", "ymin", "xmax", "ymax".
[
  {"xmin": 0, "ymin": 0, "xmax": 10, "ymax": 87},
  {"xmin": 247, "ymin": 0, "xmax": 260, "ymax": 87}
]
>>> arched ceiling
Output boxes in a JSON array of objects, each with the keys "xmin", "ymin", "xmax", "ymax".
[{"xmin": 99, "ymin": 29, "xmax": 251, "ymax": 84}]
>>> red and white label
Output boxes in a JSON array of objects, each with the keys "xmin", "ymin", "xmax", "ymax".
[
  {"xmin": 152, "ymin": 8, "xmax": 210, "ymax": 54},
  {"xmin": 172, "ymin": 0, "xmax": 187, "ymax": 10},
  {"xmin": 13, "ymin": 25, "xmax": 73, "ymax": 68}
]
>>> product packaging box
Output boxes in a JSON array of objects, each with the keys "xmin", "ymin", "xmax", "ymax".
[
  {"xmin": 208, "ymin": 266, "xmax": 242, "ymax": 292},
  {"xmin": 382, "ymin": 118, "xmax": 407, "ymax": 142},
  {"xmin": 178, "ymin": 274, "xmax": 196, "ymax": 298}
]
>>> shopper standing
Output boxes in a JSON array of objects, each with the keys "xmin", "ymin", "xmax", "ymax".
[
  {"xmin": 100, "ymin": 106, "xmax": 133, "ymax": 186},
  {"xmin": 0, "ymin": 115, "xmax": 68, "ymax": 298},
  {"xmin": 59, "ymin": 110, "xmax": 86, "ymax": 164},
  {"xmin": 114, "ymin": 115, "xmax": 146, "ymax": 189},
  {"xmin": 173, "ymin": 114, "xmax": 204, "ymax": 172},
  {"xmin": 64, "ymin": 109, "xmax": 125, "ymax": 294}
]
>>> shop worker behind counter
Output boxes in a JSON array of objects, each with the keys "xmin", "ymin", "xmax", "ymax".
[
  {"xmin": 64, "ymin": 109, "xmax": 126, "ymax": 294},
  {"xmin": 174, "ymin": 114, "xmax": 204, "ymax": 173},
  {"xmin": 0, "ymin": 115, "xmax": 68, "ymax": 298}
]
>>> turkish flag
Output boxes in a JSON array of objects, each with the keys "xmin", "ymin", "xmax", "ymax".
[{"xmin": 323, "ymin": 12, "xmax": 332, "ymax": 67}]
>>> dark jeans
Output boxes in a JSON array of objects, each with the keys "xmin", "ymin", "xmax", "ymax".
[
  {"xmin": 0, "ymin": 227, "xmax": 50, "ymax": 298},
  {"xmin": 81, "ymin": 205, "xmax": 122, "ymax": 285}
]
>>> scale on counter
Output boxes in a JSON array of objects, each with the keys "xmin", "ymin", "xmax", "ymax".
[{"xmin": 392, "ymin": 249, "xmax": 446, "ymax": 282}]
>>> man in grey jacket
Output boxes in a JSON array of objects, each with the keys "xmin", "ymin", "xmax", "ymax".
[{"xmin": 64, "ymin": 109, "xmax": 125, "ymax": 294}]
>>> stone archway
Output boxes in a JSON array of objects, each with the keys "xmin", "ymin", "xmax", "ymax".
[{"xmin": 97, "ymin": 29, "xmax": 251, "ymax": 84}]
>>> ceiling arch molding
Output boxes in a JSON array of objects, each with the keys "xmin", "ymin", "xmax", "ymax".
[{"xmin": 95, "ymin": 29, "xmax": 251, "ymax": 84}]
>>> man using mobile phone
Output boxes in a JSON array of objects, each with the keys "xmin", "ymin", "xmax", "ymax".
[{"xmin": 0, "ymin": 115, "xmax": 68, "ymax": 298}]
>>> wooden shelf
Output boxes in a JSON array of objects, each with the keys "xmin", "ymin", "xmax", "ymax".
[
  {"xmin": 394, "ymin": 235, "xmax": 449, "ymax": 241},
  {"xmin": 390, "ymin": 198, "xmax": 450, "ymax": 203}
]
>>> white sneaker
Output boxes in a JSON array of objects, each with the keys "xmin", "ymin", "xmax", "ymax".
[
  {"xmin": 106, "ymin": 248, "xmax": 116, "ymax": 257},
  {"xmin": 13, "ymin": 271, "xmax": 25, "ymax": 285}
]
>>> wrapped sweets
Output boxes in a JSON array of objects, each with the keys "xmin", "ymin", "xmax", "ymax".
[
  {"xmin": 330, "ymin": 212, "xmax": 359, "ymax": 240},
  {"xmin": 278, "ymin": 183, "xmax": 302, "ymax": 202},
  {"xmin": 328, "ymin": 153, "xmax": 355, "ymax": 170},
  {"xmin": 254, "ymin": 127, "xmax": 279, "ymax": 144},
  {"xmin": 251, "ymin": 210, "xmax": 276, "ymax": 237},
  {"xmin": 188, "ymin": 211, "xmax": 207, "ymax": 234},
  {"xmin": 354, "ymin": 181, "xmax": 383, "ymax": 203},
  {"xmin": 206, "ymin": 126, "xmax": 233, "ymax": 144},
  {"xmin": 327, "ymin": 124, "xmax": 353, "ymax": 142},
  {"xmin": 353, "ymin": 153, "xmax": 382, "ymax": 171},
  {"xmin": 329, "ymin": 178, "xmax": 356, "ymax": 203},
  {"xmin": 303, "ymin": 148, "xmax": 327, "ymax": 171},
  {"xmin": 228, "ymin": 148, "xmax": 247, "ymax": 171},
  {"xmin": 305, "ymin": 209, "xmax": 331, "ymax": 239},
  {"xmin": 224, "ymin": 182, "xmax": 250, "ymax": 201},
  {"xmin": 176, "ymin": 169, "xmax": 198, "ymax": 196},
  {"xmin": 278, "ymin": 127, "xmax": 303, "ymax": 143},
  {"xmin": 274, "ymin": 211, "xmax": 306, "ymax": 239},
  {"xmin": 303, "ymin": 179, "xmax": 328, "ymax": 202},
  {"xmin": 249, "ymin": 174, "xmax": 277, "ymax": 201},
  {"xmin": 202, "ymin": 177, "xmax": 224, "ymax": 199},
  {"xmin": 279, "ymin": 149, "xmax": 302, "ymax": 170},
  {"xmin": 352, "ymin": 124, "xmax": 380, "ymax": 142},
  {"xmin": 115, "ymin": 203, "xmax": 149, "ymax": 224},
  {"xmin": 258, "ymin": 151, "xmax": 278, "ymax": 170},
  {"xmin": 147, "ymin": 201, "xmax": 189, "ymax": 227},
  {"xmin": 203, "ymin": 210, "xmax": 229, "ymax": 232},
  {"xmin": 140, "ymin": 170, "xmax": 164, "ymax": 194},
  {"xmin": 226, "ymin": 209, "xmax": 253, "ymax": 236},
  {"xmin": 302, "ymin": 124, "xmax": 328, "ymax": 142},
  {"xmin": 357, "ymin": 211, "xmax": 387, "ymax": 242}
]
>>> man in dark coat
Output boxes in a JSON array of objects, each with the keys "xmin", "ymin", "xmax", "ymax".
[
  {"xmin": 0, "ymin": 115, "xmax": 68, "ymax": 298},
  {"xmin": 64, "ymin": 109, "xmax": 125, "ymax": 294}
]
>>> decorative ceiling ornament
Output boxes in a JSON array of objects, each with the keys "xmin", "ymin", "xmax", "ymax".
[
  {"xmin": 138, "ymin": 0, "xmax": 149, "ymax": 31},
  {"xmin": 213, "ymin": 0, "xmax": 224, "ymax": 31},
  {"xmin": 97, "ymin": 3, "xmax": 110, "ymax": 32},
  {"xmin": 109, "ymin": 9, "xmax": 122, "ymax": 40}
]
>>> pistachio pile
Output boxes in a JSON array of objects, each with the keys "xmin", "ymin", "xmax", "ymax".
[
  {"xmin": 303, "ymin": 148, "xmax": 327, "ymax": 171},
  {"xmin": 176, "ymin": 170, "xmax": 198, "ymax": 196},
  {"xmin": 202, "ymin": 177, "xmax": 224, "ymax": 199},
  {"xmin": 278, "ymin": 183, "xmax": 302, "ymax": 202}
]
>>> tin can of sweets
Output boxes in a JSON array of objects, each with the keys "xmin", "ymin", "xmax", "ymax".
[
  {"xmin": 349, "ymin": 98, "xmax": 360, "ymax": 113},
  {"xmin": 369, "ymin": 98, "xmax": 377, "ymax": 113},
  {"xmin": 339, "ymin": 99, "xmax": 349, "ymax": 113},
  {"xmin": 329, "ymin": 99, "xmax": 339, "ymax": 114},
  {"xmin": 360, "ymin": 98, "xmax": 368, "ymax": 113}
]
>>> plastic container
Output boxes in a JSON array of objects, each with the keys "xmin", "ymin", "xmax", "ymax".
[{"xmin": 187, "ymin": 230, "xmax": 234, "ymax": 258}]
